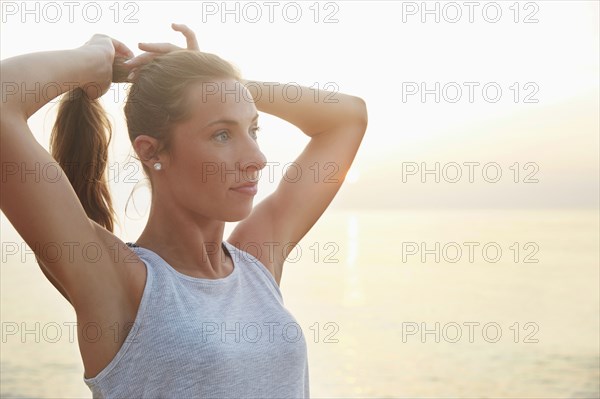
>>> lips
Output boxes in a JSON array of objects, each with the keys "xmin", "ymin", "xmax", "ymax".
[
  {"xmin": 231, "ymin": 182, "xmax": 258, "ymax": 189},
  {"xmin": 230, "ymin": 182, "xmax": 258, "ymax": 195}
]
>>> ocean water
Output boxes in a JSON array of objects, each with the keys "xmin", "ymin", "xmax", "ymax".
[{"xmin": 1, "ymin": 209, "xmax": 599, "ymax": 398}]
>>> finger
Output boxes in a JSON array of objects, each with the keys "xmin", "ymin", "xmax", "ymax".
[
  {"xmin": 111, "ymin": 37, "xmax": 135, "ymax": 59},
  {"xmin": 138, "ymin": 42, "xmax": 182, "ymax": 53},
  {"xmin": 171, "ymin": 23, "xmax": 200, "ymax": 50},
  {"xmin": 124, "ymin": 51, "xmax": 159, "ymax": 68},
  {"xmin": 113, "ymin": 58, "xmax": 133, "ymax": 83}
]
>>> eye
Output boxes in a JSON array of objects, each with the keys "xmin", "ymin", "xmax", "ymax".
[
  {"xmin": 252, "ymin": 126, "xmax": 260, "ymax": 140},
  {"xmin": 214, "ymin": 130, "xmax": 230, "ymax": 142}
]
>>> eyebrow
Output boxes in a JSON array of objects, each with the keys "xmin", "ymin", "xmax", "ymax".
[{"xmin": 203, "ymin": 114, "xmax": 259, "ymax": 129}]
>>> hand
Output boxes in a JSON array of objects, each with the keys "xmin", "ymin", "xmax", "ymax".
[
  {"xmin": 79, "ymin": 33, "xmax": 134, "ymax": 99},
  {"xmin": 124, "ymin": 23, "xmax": 200, "ymax": 81}
]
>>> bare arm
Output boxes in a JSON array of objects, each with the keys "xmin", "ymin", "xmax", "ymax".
[
  {"xmin": 239, "ymin": 79, "xmax": 367, "ymax": 137},
  {"xmin": 1, "ymin": 37, "xmax": 129, "ymax": 119},
  {"xmin": 230, "ymin": 80, "xmax": 368, "ymax": 284},
  {"xmin": 0, "ymin": 37, "xmax": 135, "ymax": 311}
]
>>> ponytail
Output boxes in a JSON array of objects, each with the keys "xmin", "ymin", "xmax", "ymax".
[{"xmin": 49, "ymin": 88, "xmax": 117, "ymax": 233}]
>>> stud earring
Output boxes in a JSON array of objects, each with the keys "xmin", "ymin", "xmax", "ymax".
[{"xmin": 153, "ymin": 162, "xmax": 162, "ymax": 171}]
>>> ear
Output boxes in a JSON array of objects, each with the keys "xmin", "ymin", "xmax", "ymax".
[{"xmin": 133, "ymin": 134, "xmax": 163, "ymax": 169}]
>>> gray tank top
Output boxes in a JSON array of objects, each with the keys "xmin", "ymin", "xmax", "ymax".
[{"xmin": 83, "ymin": 240, "xmax": 310, "ymax": 398}]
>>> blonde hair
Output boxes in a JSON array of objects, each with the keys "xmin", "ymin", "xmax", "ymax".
[{"xmin": 50, "ymin": 50, "xmax": 242, "ymax": 232}]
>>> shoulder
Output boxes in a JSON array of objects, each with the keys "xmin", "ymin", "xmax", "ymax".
[
  {"xmin": 90, "ymin": 221, "xmax": 148, "ymax": 302},
  {"xmin": 224, "ymin": 240, "xmax": 283, "ymax": 301},
  {"xmin": 225, "ymin": 233, "xmax": 282, "ymax": 287}
]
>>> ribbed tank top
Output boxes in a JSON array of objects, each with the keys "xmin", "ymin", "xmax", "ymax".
[{"xmin": 83, "ymin": 240, "xmax": 310, "ymax": 398}]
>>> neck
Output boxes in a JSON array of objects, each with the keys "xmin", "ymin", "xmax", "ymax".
[{"xmin": 134, "ymin": 198, "xmax": 231, "ymax": 279}]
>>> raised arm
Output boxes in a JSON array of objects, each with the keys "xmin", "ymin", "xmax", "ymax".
[
  {"xmin": 2, "ymin": 35, "xmax": 132, "ymax": 119},
  {"xmin": 0, "ymin": 36, "xmax": 136, "ymax": 311},
  {"xmin": 229, "ymin": 79, "xmax": 368, "ymax": 284}
]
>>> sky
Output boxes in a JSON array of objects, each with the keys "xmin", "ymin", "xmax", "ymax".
[{"xmin": 1, "ymin": 1, "xmax": 598, "ymax": 238}]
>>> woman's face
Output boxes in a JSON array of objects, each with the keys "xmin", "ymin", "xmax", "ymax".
[{"xmin": 161, "ymin": 78, "xmax": 267, "ymax": 222}]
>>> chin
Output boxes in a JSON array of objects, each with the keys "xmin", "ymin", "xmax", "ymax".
[{"xmin": 221, "ymin": 204, "xmax": 253, "ymax": 222}]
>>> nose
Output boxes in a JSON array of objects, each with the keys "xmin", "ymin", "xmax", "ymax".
[{"xmin": 239, "ymin": 142, "xmax": 267, "ymax": 182}]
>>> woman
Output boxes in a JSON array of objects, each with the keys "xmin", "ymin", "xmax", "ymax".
[{"xmin": 0, "ymin": 24, "xmax": 368, "ymax": 398}]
